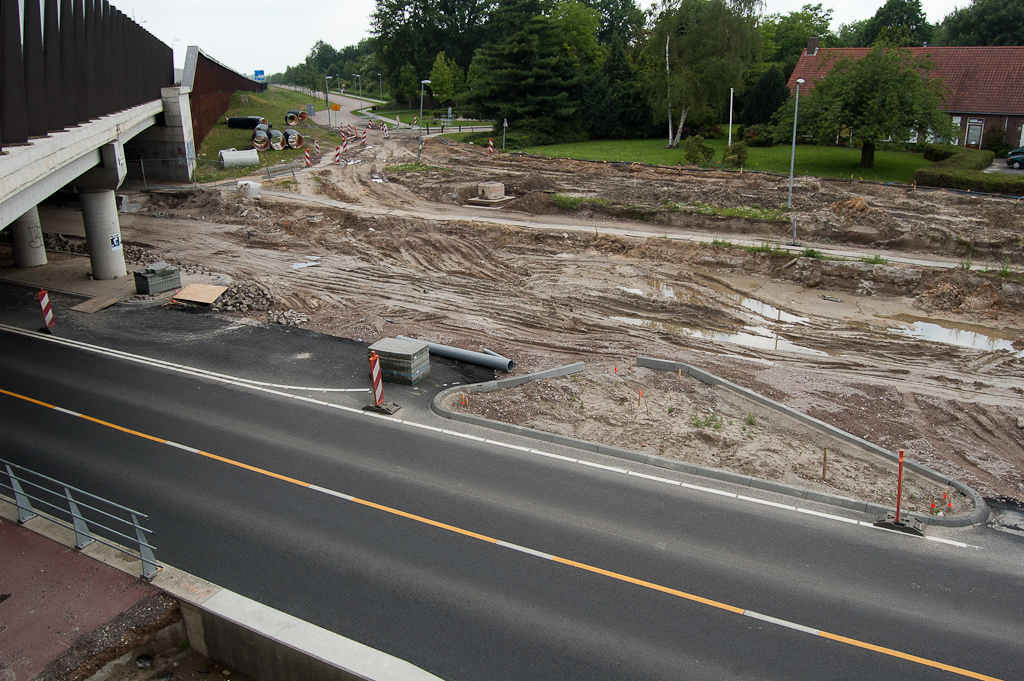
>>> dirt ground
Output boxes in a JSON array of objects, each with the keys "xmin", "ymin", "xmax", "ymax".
[{"xmin": 11, "ymin": 124, "xmax": 1024, "ymax": 518}]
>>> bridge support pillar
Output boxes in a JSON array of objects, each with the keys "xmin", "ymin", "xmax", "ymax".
[
  {"xmin": 80, "ymin": 190, "xmax": 127, "ymax": 280},
  {"xmin": 11, "ymin": 207, "xmax": 48, "ymax": 268}
]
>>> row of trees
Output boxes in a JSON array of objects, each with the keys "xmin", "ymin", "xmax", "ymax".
[{"xmin": 269, "ymin": 0, "xmax": 1018, "ymax": 157}]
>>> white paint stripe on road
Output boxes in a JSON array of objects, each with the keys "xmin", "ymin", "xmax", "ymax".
[
  {"xmin": 926, "ymin": 536, "xmax": 973, "ymax": 549},
  {"xmin": 530, "ymin": 449, "xmax": 577, "ymax": 463},
  {"xmin": 627, "ymin": 470, "xmax": 682, "ymax": 486},
  {"xmin": 164, "ymin": 441, "xmax": 201, "ymax": 454},
  {"xmin": 681, "ymin": 482, "xmax": 737, "ymax": 498},
  {"xmin": 738, "ymin": 495, "xmax": 797, "ymax": 511},
  {"xmin": 484, "ymin": 440, "xmax": 532, "ymax": 452},
  {"xmin": 744, "ymin": 610, "xmax": 821, "ymax": 636},
  {"xmin": 796, "ymin": 508, "xmax": 859, "ymax": 524},
  {"xmin": 496, "ymin": 540, "xmax": 554, "ymax": 560},
  {"xmin": 309, "ymin": 485, "xmax": 355, "ymax": 501},
  {"xmin": 53, "ymin": 406, "xmax": 81, "ymax": 417},
  {"xmin": 578, "ymin": 460, "xmax": 629, "ymax": 475}
]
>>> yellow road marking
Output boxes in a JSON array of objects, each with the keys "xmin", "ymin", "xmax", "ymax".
[{"xmin": 0, "ymin": 386, "xmax": 1004, "ymax": 681}]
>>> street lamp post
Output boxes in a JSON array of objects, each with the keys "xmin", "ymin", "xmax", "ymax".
[
  {"xmin": 417, "ymin": 79, "xmax": 431, "ymax": 165},
  {"xmin": 788, "ymin": 78, "xmax": 805, "ymax": 244},
  {"xmin": 728, "ymin": 87, "xmax": 734, "ymax": 147},
  {"xmin": 325, "ymin": 75, "xmax": 332, "ymax": 129},
  {"xmin": 378, "ymin": 73, "xmax": 382, "ymax": 102},
  {"xmin": 357, "ymin": 74, "xmax": 362, "ymax": 102}
]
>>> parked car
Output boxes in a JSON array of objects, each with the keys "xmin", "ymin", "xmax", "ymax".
[{"xmin": 1007, "ymin": 147, "xmax": 1024, "ymax": 169}]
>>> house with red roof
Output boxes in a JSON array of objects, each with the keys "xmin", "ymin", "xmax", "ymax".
[{"xmin": 787, "ymin": 38, "xmax": 1024, "ymax": 149}]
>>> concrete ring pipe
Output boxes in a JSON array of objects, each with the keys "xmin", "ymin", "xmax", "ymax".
[
  {"xmin": 269, "ymin": 129, "xmax": 287, "ymax": 151},
  {"xmin": 396, "ymin": 336, "xmax": 515, "ymax": 372},
  {"xmin": 227, "ymin": 116, "xmax": 268, "ymax": 129},
  {"xmin": 219, "ymin": 148, "xmax": 260, "ymax": 168},
  {"xmin": 284, "ymin": 129, "xmax": 304, "ymax": 149},
  {"xmin": 285, "ymin": 112, "xmax": 299, "ymax": 126},
  {"xmin": 252, "ymin": 124, "xmax": 271, "ymax": 151}
]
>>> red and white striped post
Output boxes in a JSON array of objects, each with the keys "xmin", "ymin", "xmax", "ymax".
[
  {"xmin": 334, "ymin": 146, "xmax": 341, "ymax": 163},
  {"xmin": 383, "ymin": 125, "xmax": 389, "ymax": 139},
  {"xmin": 304, "ymin": 149, "xmax": 311, "ymax": 166},
  {"xmin": 369, "ymin": 352, "xmax": 385, "ymax": 406},
  {"xmin": 38, "ymin": 288, "xmax": 56, "ymax": 332},
  {"xmin": 488, "ymin": 138, "xmax": 494, "ymax": 154},
  {"xmin": 361, "ymin": 131, "xmax": 367, "ymax": 145},
  {"xmin": 413, "ymin": 114, "xmax": 417, "ymax": 127},
  {"xmin": 342, "ymin": 140, "xmax": 348, "ymax": 154},
  {"xmin": 314, "ymin": 140, "xmax": 320, "ymax": 154}
]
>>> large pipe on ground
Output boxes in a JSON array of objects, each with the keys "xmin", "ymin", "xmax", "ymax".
[
  {"xmin": 269, "ymin": 129, "xmax": 286, "ymax": 151},
  {"xmin": 284, "ymin": 128, "xmax": 304, "ymax": 149},
  {"xmin": 285, "ymin": 111, "xmax": 299, "ymax": 126},
  {"xmin": 252, "ymin": 124, "xmax": 271, "ymax": 151},
  {"xmin": 227, "ymin": 115, "xmax": 268, "ymax": 129},
  {"xmin": 286, "ymin": 109, "xmax": 308, "ymax": 122},
  {"xmin": 219, "ymin": 148, "xmax": 260, "ymax": 168},
  {"xmin": 396, "ymin": 336, "xmax": 515, "ymax": 372}
]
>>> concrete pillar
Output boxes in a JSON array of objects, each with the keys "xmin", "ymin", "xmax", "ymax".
[
  {"xmin": 11, "ymin": 207, "xmax": 48, "ymax": 268},
  {"xmin": 80, "ymin": 189, "xmax": 126, "ymax": 280}
]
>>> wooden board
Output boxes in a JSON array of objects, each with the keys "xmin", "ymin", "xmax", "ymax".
[
  {"xmin": 70, "ymin": 296, "xmax": 121, "ymax": 313},
  {"xmin": 173, "ymin": 283, "xmax": 228, "ymax": 305}
]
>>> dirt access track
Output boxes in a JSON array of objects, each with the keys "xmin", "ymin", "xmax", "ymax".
[{"xmin": 38, "ymin": 125, "xmax": 1024, "ymax": 519}]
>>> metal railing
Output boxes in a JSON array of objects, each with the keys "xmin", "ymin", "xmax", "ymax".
[{"xmin": 1, "ymin": 458, "xmax": 160, "ymax": 579}]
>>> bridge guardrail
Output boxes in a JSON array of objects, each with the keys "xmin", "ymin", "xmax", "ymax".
[{"xmin": 1, "ymin": 458, "xmax": 160, "ymax": 578}]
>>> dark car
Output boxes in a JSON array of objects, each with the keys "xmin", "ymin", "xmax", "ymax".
[{"xmin": 1007, "ymin": 146, "xmax": 1024, "ymax": 169}]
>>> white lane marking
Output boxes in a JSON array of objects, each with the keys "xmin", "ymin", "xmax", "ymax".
[
  {"xmin": 496, "ymin": 540, "xmax": 555, "ymax": 560},
  {"xmin": 53, "ymin": 406, "xmax": 81, "ymax": 417},
  {"xmin": 738, "ymin": 495, "xmax": 797, "ymax": 511},
  {"xmin": 744, "ymin": 610, "xmax": 821, "ymax": 636},
  {"xmin": 578, "ymin": 460, "xmax": 629, "ymax": 474},
  {"xmin": 164, "ymin": 441, "xmax": 201, "ymax": 454},
  {"xmin": 3, "ymin": 324, "xmax": 977, "ymax": 551},
  {"xmin": 309, "ymin": 485, "xmax": 354, "ymax": 501},
  {"xmin": 627, "ymin": 471, "xmax": 682, "ymax": 486}
]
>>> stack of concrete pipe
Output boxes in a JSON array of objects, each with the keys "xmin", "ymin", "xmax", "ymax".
[{"xmin": 226, "ymin": 114, "xmax": 306, "ymax": 152}]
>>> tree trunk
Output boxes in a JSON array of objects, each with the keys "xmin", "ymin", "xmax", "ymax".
[
  {"xmin": 665, "ymin": 32, "xmax": 673, "ymax": 147},
  {"xmin": 860, "ymin": 141, "xmax": 875, "ymax": 168},
  {"xmin": 668, "ymin": 106, "xmax": 688, "ymax": 148}
]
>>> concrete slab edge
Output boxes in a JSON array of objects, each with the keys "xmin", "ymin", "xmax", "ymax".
[
  {"xmin": 636, "ymin": 357, "xmax": 988, "ymax": 527},
  {"xmin": 0, "ymin": 499, "xmax": 443, "ymax": 681},
  {"xmin": 430, "ymin": 361, "xmax": 985, "ymax": 527}
]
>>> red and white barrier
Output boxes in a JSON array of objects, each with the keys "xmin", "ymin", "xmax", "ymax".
[
  {"xmin": 334, "ymin": 145, "xmax": 341, "ymax": 163},
  {"xmin": 361, "ymin": 131, "xmax": 367, "ymax": 145},
  {"xmin": 369, "ymin": 352, "xmax": 384, "ymax": 406},
  {"xmin": 304, "ymin": 149, "xmax": 311, "ymax": 166},
  {"xmin": 368, "ymin": 119, "xmax": 373, "ymax": 129},
  {"xmin": 314, "ymin": 140, "xmax": 320, "ymax": 154},
  {"xmin": 38, "ymin": 288, "xmax": 55, "ymax": 331},
  {"xmin": 342, "ymin": 140, "xmax": 348, "ymax": 154},
  {"xmin": 383, "ymin": 125, "xmax": 389, "ymax": 139},
  {"xmin": 413, "ymin": 115, "xmax": 417, "ymax": 127},
  {"xmin": 488, "ymin": 138, "xmax": 494, "ymax": 154}
]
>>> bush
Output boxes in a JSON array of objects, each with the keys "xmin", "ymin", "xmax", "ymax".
[
  {"xmin": 683, "ymin": 135, "xmax": 715, "ymax": 167},
  {"xmin": 982, "ymin": 125, "xmax": 1013, "ymax": 157},
  {"xmin": 744, "ymin": 124, "xmax": 774, "ymax": 147},
  {"xmin": 923, "ymin": 143, "xmax": 957, "ymax": 162},
  {"xmin": 722, "ymin": 141, "xmax": 749, "ymax": 168},
  {"xmin": 913, "ymin": 147, "xmax": 1024, "ymax": 193}
]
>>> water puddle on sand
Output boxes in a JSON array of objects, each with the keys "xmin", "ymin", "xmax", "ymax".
[
  {"xmin": 887, "ymin": 315, "xmax": 1023, "ymax": 357},
  {"xmin": 610, "ymin": 316, "xmax": 827, "ymax": 356}
]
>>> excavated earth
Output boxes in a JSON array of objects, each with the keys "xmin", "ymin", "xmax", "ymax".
[{"xmin": 15, "ymin": 130, "xmax": 1024, "ymax": 520}]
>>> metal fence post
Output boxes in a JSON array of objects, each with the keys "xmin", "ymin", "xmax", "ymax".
[
  {"xmin": 65, "ymin": 488, "xmax": 94, "ymax": 549},
  {"xmin": 6, "ymin": 464, "xmax": 37, "ymax": 523},
  {"xmin": 132, "ymin": 514, "xmax": 159, "ymax": 579}
]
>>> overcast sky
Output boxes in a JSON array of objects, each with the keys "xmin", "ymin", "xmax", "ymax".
[{"xmin": 106, "ymin": 0, "xmax": 968, "ymax": 76}]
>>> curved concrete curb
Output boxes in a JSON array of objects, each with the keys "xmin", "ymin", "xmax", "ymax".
[{"xmin": 431, "ymin": 360, "xmax": 988, "ymax": 527}]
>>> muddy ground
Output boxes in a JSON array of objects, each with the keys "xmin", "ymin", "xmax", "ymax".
[{"xmin": 12, "ymin": 127, "xmax": 1024, "ymax": 517}]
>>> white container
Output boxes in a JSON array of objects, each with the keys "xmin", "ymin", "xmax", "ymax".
[{"xmin": 236, "ymin": 181, "xmax": 262, "ymax": 199}]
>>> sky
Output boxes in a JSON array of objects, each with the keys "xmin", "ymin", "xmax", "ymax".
[{"xmin": 106, "ymin": 0, "xmax": 969, "ymax": 76}]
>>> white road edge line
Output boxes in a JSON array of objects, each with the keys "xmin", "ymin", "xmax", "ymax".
[
  {"xmin": 738, "ymin": 495, "xmax": 797, "ymax": 511},
  {"xmin": 164, "ymin": 441, "xmax": 201, "ymax": 454},
  {"xmin": 496, "ymin": 540, "xmax": 554, "ymax": 560},
  {"xmin": 53, "ymin": 406, "xmax": 81, "ymax": 417},
  {"xmin": 578, "ymin": 460, "xmax": 629, "ymax": 474},
  {"xmin": 309, "ymin": 485, "xmax": 355, "ymax": 501}
]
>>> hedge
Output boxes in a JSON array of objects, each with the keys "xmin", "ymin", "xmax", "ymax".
[{"xmin": 913, "ymin": 146, "xmax": 1024, "ymax": 194}]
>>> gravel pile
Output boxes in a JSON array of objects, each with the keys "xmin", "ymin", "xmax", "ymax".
[
  {"xmin": 211, "ymin": 281, "xmax": 274, "ymax": 312},
  {"xmin": 267, "ymin": 310, "xmax": 310, "ymax": 326}
]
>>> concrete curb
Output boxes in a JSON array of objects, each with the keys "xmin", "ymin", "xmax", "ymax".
[{"xmin": 430, "ymin": 360, "xmax": 988, "ymax": 527}]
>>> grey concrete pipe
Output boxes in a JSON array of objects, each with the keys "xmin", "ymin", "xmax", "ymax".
[
  {"xmin": 396, "ymin": 336, "xmax": 515, "ymax": 372},
  {"xmin": 284, "ymin": 128, "xmax": 304, "ymax": 149},
  {"xmin": 252, "ymin": 124, "xmax": 271, "ymax": 151},
  {"xmin": 269, "ymin": 129, "xmax": 286, "ymax": 151},
  {"xmin": 219, "ymin": 148, "xmax": 260, "ymax": 168},
  {"xmin": 227, "ymin": 116, "xmax": 268, "ymax": 129}
]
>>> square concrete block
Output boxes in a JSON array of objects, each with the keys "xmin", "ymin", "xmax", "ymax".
[{"xmin": 478, "ymin": 182, "xmax": 505, "ymax": 200}]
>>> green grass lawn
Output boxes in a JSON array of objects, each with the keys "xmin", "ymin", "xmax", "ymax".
[
  {"xmin": 521, "ymin": 138, "xmax": 933, "ymax": 184},
  {"xmin": 195, "ymin": 89, "xmax": 349, "ymax": 183}
]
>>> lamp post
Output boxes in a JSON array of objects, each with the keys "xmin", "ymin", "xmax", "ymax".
[
  {"xmin": 417, "ymin": 79, "xmax": 431, "ymax": 165},
  {"xmin": 788, "ymin": 78, "xmax": 805, "ymax": 244},
  {"xmin": 325, "ymin": 75, "xmax": 332, "ymax": 129},
  {"xmin": 378, "ymin": 73, "xmax": 382, "ymax": 102},
  {"xmin": 728, "ymin": 87, "xmax": 734, "ymax": 147},
  {"xmin": 356, "ymin": 74, "xmax": 362, "ymax": 102}
]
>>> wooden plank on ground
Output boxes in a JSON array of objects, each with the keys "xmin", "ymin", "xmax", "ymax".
[
  {"xmin": 173, "ymin": 283, "xmax": 228, "ymax": 305},
  {"xmin": 70, "ymin": 296, "xmax": 121, "ymax": 313}
]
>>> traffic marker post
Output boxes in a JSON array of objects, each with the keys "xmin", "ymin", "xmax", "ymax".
[
  {"xmin": 364, "ymin": 351, "xmax": 400, "ymax": 414},
  {"xmin": 488, "ymin": 138, "xmax": 494, "ymax": 154},
  {"xmin": 304, "ymin": 149, "xmax": 311, "ymax": 167},
  {"xmin": 38, "ymin": 288, "xmax": 56, "ymax": 332},
  {"xmin": 383, "ymin": 125, "xmax": 389, "ymax": 139},
  {"xmin": 314, "ymin": 140, "xmax": 320, "ymax": 154},
  {"xmin": 334, "ymin": 146, "xmax": 341, "ymax": 164},
  {"xmin": 361, "ymin": 131, "xmax": 367, "ymax": 145},
  {"xmin": 872, "ymin": 447, "xmax": 925, "ymax": 535}
]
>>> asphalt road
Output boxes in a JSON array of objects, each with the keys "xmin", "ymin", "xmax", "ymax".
[{"xmin": 1, "ymin": 296, "xmax": 1022, "ymax": 681}]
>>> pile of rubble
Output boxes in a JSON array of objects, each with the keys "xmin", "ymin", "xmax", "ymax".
[
  {"xmin": 267, "ymin": 310, "xmax": 310, "ymax": 326},
  {"xmin": 210, "ymin": 281, "xmax": 274, "ymax": 313},
  {"xmin": 43, "ymin": 233, "xmax": 86, "ymax": 255}
]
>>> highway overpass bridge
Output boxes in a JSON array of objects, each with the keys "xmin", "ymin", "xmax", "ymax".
[{"xmin": 1, "ymin": 0, "xmax": 261, "ymax": 280}]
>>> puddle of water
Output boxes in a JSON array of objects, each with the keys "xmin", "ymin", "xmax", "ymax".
[
  {"xmin": 736, "ymin": 297, "xmax": 810, "ymax": 325},
  {"xmin": 645, "ymin": 280, "xmax": 678, "ymax": 299},
  {"xmin": 888, "ymin": 316, "xmax": 1023, "ymax": 357},
  {"xmin": 610, "ymin": 316, "xmax": 827, "ymax": 356}
]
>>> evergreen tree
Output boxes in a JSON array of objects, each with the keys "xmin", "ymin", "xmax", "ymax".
[
  {"xmin": 938, "ymin": 0, "xmax": 1024, "ymax": 46},
  {"xmin": 464, "ymin": 0, "xmax": 585, "ymax": 144},
  {"xmin": 741, "ymin": 64, "xmax": 788, "ymax": 126}
]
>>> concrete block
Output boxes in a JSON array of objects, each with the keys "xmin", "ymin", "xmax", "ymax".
[{"xmin": 478, "ymin": 182, "xmax": 505, "ymax": 200}]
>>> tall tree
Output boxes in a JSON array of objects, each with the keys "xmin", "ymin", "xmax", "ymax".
[
  {"xmin": 759, "ymin": 4, "xmax": 834, "ymax": 77},
  {"xmin": 937, "ymin": 0, "xmax": 1024, "ymax": 47},
  {"xmin": 863, "ymin": 0, "xmax": 932, "ymax": 47},
  {"xmin": 429, "ymin": 51, "xmax": 466, "ymax": 105},
  {"xmin": 582, "ymin": 0, "xmax": 645, "ymax": 44},
  {"xmin": 741, "ymin": 64, "xmax": 787, "ymax": 125},
  {"xmin": 798, "ymin": 46, "xmax": 952, "ymax": 167},
  {"xmin": 649, "ymin": 0, "xmax": 761, "ymax": 148},
  {"xmin": 463, "ymin": 0, "xmax": 584, "ymax": 144}
]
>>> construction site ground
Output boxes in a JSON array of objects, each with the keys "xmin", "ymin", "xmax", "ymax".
[{"xmin": 3, "ymin": 120, "xmax": 1023, "ymax": 529}]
